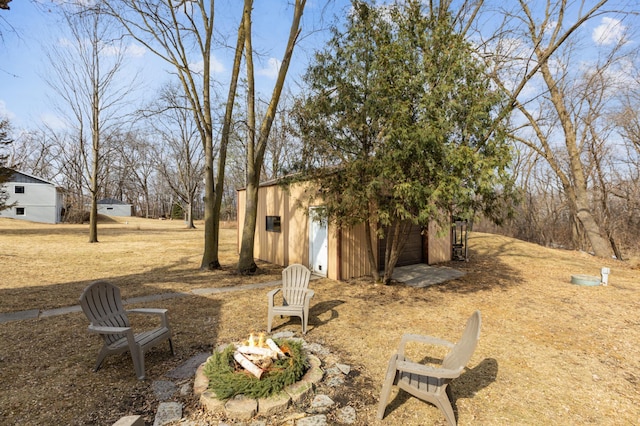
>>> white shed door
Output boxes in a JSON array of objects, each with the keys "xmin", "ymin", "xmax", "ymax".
[{"xmin": 309, "ymin": 207, "xmax": 328, "ymax": 276}]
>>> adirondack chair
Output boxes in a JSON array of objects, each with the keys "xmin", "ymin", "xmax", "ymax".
[
  {"xmin": 79, "ymin": 280, "xmax": 175, "ymax": 380},
  {"xmin": 267, "ymin": 264, "xmax": 314, "ymax": 334},
  {"xmin": 377, "ymin": 310, "xmax": 482, "ymax": 425}
]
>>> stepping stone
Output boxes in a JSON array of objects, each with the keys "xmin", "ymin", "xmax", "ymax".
[
  {"xmin": 296, "ymin": 414, "xmax": 328, "ymax": 426},
  {"xmin": 165, "ymin": 352, "xmax": 210, "ymax": 379},
  {"xmin": 153, "ymin": 402, "xmax": 182, "ymax": 426},
  {"xmin": 151, "ymin": 381, "xmax": 177, "ymax": 401},
  {"xmin": 337, "ymin": 406, "xmax": 357, "ymax": 424},
  {"xmin": 309, "ymin": 394, "xmax": 334, "ymax": 414},
  {"xmin": 303, "ymin": 342, "xmax": 330, "ymax": 356},
  {"xmin": 336, "ymin": 363, "xmax": 351, "ymax": 375}
]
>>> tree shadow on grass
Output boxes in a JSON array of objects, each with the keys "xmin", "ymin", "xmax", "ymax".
[{"xmin": 268, "ymin": 300, "xmax": 345, "ymax": 333}]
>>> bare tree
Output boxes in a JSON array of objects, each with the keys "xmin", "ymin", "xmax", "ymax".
[
  {"xmin": 103, "ymin": 0, "xmax": 231, "ymax": 268},
  {"xmin": 46, "ymin": 2, "xmax": 133, "ymax": 241},
  {"xmin": 151, "ymin": 83, "xmax": 205, "ymax": 228},
  {"xmin": 237, "ymin": 0, "xmax": 306, "ymax": 274},
  {"xmin": 478, "ymin": 0, "xmax": 637, "ymax": 258}
]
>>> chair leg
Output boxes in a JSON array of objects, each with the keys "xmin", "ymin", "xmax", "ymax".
[
  {"xmin": 168, "ymin": 338, "xmax": 175, "ymax": 356},
  {"xmin": 267, "ymin": 313, "xmax": 273, "ymax": 333},
  {"xmin": 130, "ymin": 345, "xmax": 145, "ymax": 380},
  {"xmin": 377, "ymin": 354, "xmax": 399, "ymax": 419},
  {"xmin": 93, "ymin": 346, "xmax": 110, "ymax": 372},
  {"xmin": 433, "ymin": 385, "xmax": 456, "ymax": 426}
]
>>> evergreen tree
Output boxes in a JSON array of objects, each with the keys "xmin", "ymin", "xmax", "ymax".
[{"xmin": 295, "ymin": 0, "xmax": 516, "ymax": 283}]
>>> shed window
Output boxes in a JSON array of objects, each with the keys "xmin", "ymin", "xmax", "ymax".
[
  {"xmin": 16, "ymin": 207, "xmax": 25, "ymax": 215},
  {"xmin": 266, "ymin": 215, "xmax": 281, "ymax": 232},
  {"xmin": 15, "ymin": 186, "xmax": 25, "ymax": 194}
]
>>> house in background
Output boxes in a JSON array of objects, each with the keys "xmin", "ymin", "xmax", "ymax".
[
  {"xmin": 0, "ymin": 169, "xmax": 64, "ymax": 224},
  {"xmin": 97, "ymin": 198, "xmax": 133, "ymax": 217},
  {"xmin": 237, "ymin": 180, "xmax": 452, "ymax": 281}
]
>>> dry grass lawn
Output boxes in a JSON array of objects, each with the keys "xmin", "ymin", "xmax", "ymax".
[{"xmin": 0, "ymin": 216, "xmax": 639, "ymax": 425}]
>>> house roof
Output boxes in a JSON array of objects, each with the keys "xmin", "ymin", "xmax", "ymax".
[
  {"xmin": 97, "ymin": 198, "xmax": 131, "ymax": 205},
  {"xmin": 3, "ymin": 168, "xmax": 57, "ymax": 186}
]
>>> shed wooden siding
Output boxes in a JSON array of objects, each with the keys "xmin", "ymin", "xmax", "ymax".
[
  {"xmin": 237, "ymin": 183, "xmax": 312, "ymax": 269},
  {"xmin": 237, "ymin": 181, "xmax": 452, "ymax": 281},
  {"xmin": 426, "ymin": 220, "xmax": 451, "ymax": 264},
  {"xmin": 338, "ymin": 224, "xmax": 375, "ymax": 280}
]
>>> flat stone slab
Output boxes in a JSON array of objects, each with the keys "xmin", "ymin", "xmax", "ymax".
[
  {"xmin": 193, "ymin": 363, "xmax": 210, "ymax": 397},
  {"xmin": 152, "ymin": 380, "xmax": 177, "ymax": 401},
  {"xmin": 165, "ymin": 352, "xmax": 210, "ymax": 379},
  {"xmin": 296, "ymin": 414, "xmax": 328, "ymax": 426},
  {"xmin": 0, "ymin": 309, "xmax": 39, "ymax": 324},
  {"xmin": 153, "ymin": 402, "xmax": 182, "ymax": 426},
  {"xmin": 200, "ymin": 390, "xmax": 225, "ymax": 414},
  {"xmin": 337, "ymin": 405, "xmax": 357, "ymax": 424},
  {"xmin": 225, "ymin": 395, "xmax": 257, "ymax": 420},
  {"xmin": 392, "ymin": 264, "xmax": 465, "ymax": 288},
  {"xmin": 284, "ymin": 379, "xmax": 314, "ymax": 403},
  {"xmin": 309, "ymin": 394, "xmax": 334, "ymax": 414},
  {"xmin": 112, "ymin": 415, "xmax": 144, "ymax": 426},
  {"xmin": 257, "ymin": 391, "xmax": 290, "ymax": 415},
  {"xmin": 303, "ymin": 355, "xmax": 324, "ymax": 384}
]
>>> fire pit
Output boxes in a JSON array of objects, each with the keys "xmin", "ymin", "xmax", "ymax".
[{"xmin": 202, "ymin": 333, "xmax": 309, "ymax": 400}]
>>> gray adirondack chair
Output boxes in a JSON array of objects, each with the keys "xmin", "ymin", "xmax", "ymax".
[
  {"xmin": 377, "ymin": 310, "xmax": 482, "ymax": 425},
  {"xmin": 267, "ymin": 264, "xmax": 314, "ymax": 334},
  {"xmin": 79, "ymin": 280, "xmax": 175, "ymax": 380}
]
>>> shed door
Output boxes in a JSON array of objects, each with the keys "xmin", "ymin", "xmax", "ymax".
[{"xmin": 309, "ymin": 207, "xmax": 328, "ymax": 276}]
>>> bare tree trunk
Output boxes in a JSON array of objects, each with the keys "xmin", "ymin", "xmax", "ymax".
[
  {"xmin": 382, "ymin": 221, "xmax": 411, "ymax": 285},
  {"xmin": 238, "ymin": 0, "xmax": 306, "ymax": 273}
]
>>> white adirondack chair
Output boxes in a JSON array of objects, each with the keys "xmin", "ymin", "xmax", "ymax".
[
  {"xmin": 79, "ymin": 280, "xmax": 175, "ymax": 380},
  {"xmin": 267, "ymin": 264, "xmax": 314, "ymax": 334}
]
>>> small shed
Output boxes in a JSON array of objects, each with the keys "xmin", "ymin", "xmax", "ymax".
[
  {"xmin": 237, "ymin": 180, "xmax": 452, "ymax": 281},
  {"xmin": 97, "ymin": 198, "xmax": 133, "ymax": 217},
  {"xmin": 0, "ymin": 169, "xmax": 63, "ymax": 224}
]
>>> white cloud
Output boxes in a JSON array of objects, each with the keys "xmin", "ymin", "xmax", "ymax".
[
  {"xmin": 39, "ymin": 112, "xmax": 68, "ymax": 130},
  {"xmin": 257, "ymin": 57, "xmax": 281, "ymax": 79},
  {"xmin": 592, "ymin": 17, "xmax": 626, "ymax": 46},
  {"xmin": 124, "ymin": 43, "xmax": 146, "ymax": 58},
  {"xmin": 189, "ymin": 55, "xmax": 225, "ymax": 75},
  {"xmin": 0, "ymin": 100, "xmax": 16, "ymax": 121}
]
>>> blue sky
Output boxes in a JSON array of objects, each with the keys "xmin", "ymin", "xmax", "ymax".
[
  {"xmin": 0, "ymin": 0, "xmax": 636, "ymax": 133},
  {"xmin": 0, "ymin": 0, "xmax": 349, "ymax": 131}
]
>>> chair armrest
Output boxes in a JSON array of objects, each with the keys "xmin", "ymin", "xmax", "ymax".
[
  {"xmin": 88, "ymin": 325, "xmax": 132, "ymax": 335},
  {"xmin": 127, "ymin": 308, "xmax": 170, "ymax": 327},
  {"xmin": 398, "ymin": 333, "xmax": 455, "ymax": 355},
  {"xmin": 267, "ymin": 288, "xmax": 281, "ymax": 304},
  {"xmin": 396, "ymin": 359, "xmax": 463, "ymax": 379}
]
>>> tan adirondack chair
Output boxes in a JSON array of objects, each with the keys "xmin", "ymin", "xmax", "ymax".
[
  {"xmin": 377, "ymin": 310, "xmax": 482, "ymax": 425},
  {"xmin": 79, "ymin": 280, "xmax": 175, "ymax": 380},
  {"xmin": 267, "ymin": 264, "xmax": 314, "ymax": 334}
]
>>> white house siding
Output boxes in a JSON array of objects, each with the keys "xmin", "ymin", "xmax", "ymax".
[
  {"xmin": 0, "ymin": 172, "xmax": 62, "ymax": 224},
  {"xmin": 97, "ymin": 198, "xmax": 132, "ymax": 217}
]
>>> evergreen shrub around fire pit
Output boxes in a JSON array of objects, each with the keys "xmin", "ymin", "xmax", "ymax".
[{"xmin": 203, "ymin": 339, "xmax": 308, "ymax": 399}]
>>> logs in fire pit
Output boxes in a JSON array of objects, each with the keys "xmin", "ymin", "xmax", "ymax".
[{"xmin": 203, "ymin": 333, "xmax": 309, "ymax": 399}]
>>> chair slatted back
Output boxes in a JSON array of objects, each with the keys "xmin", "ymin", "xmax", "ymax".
[
  {"xmin": 442, "ymin": 310, "xmax": 482, "ymax": 371},
  {"xmin": 282, "ymin": 264, "xmax": 311, "ymax": 306},
  {"xmin": 80, "ymin": 280, "xmax": 130, "ymax": 345}
]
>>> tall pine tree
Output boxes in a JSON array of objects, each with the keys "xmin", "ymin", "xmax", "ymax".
[{"xmin": 295, "ymin": 0, "xmax": 515, "ymax": 283}]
